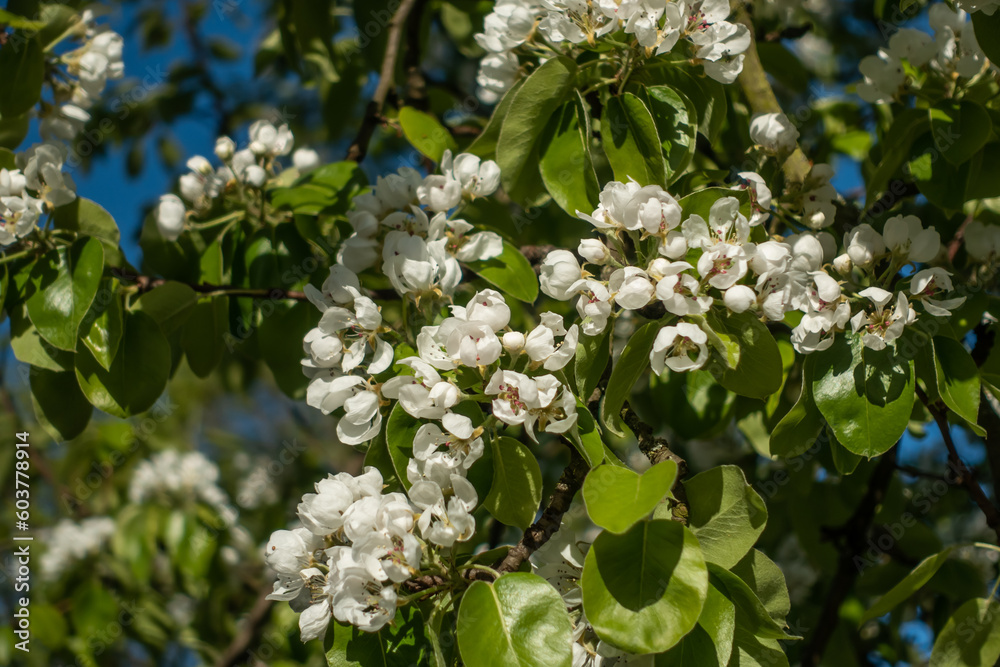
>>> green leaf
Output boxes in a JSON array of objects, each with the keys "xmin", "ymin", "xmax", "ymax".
[
  {"xmin": 75, "ymin": 310, "xmax": 171, "ymax": 418},
  {"xmin": 0, "ymin": 34, "xmax": 44, "ymax": 117},
  {"xmin": 539, "ymin": 91, "xmax": 599, "ymax": 216},
  {"xmin": 770, "ymin": 357, "xmax": 825, "ymax": 458},
  {"xmin": 601, "ymin": 93, "xmax": 666, "ymax": 187},
  {"xmin": 457, "ymin": 573, "xmax": 573, "ymax": 667},
  {"xmin": 399, "ymin": 106, "xmax": 458, "ymax": 163},
  {"xmin": 929, "ymin": 100, "xmax": 992, "ymax": 166},
  {"xmin": 645, "ymin": 85, "xmax": 697, "ymax": 183},
  {"xmin": 79, "ymin": 279, "xmax": 123, "ymax": 371},
  {"xmin": 497, "ymin": 56, "xmax": 577, "ymax": 202},
  {"xmin": 465, "ymin": 240, "xmax": 539, "ymax": 303},
  {"xmin": 484, "ymin": 436, "xmax": 542, "ymax": 530},
  {"xmin": 658, "ymin": 582, "xmax": 737, "ymax": 667},
  {"xmin": 973, "ymin": 11, "xmax": 1000, "ymax": 65},
  {"xmin": 180, "ymin": 298, "xmax": 228, "ymax": 377},
  {"xmin": 933, "ymin": 336, "xmax": 981, "ymax": 431},
  {"xmin": 0, "ymin": 9, "xmax": 45, "ymax": 30},
  {"xmin": 9, "ymin": 303, "xmax": 73, "ymax": 372},
  {"xmin": 731, "ymin": 550, "xmax": 792, "ymax": 624},
  {"xmin": 929, "ymin": 598, "xmax": 1000, "ymax": 667},
  {"xmin": 259, "ymin": 302, "xmax": 318, "ymax": 400},
  {"xmin": 907, "ymin": 133, "xmax": 969, "ymax": 210},
  {"xmin": 811, "ymin": 335, "xmax": 914, "ymax": 457},
  {"xmin": 30, "ymin": 368, "xmax": 92, "ymax": 441},
  {"xmin": 467, "ymin": 78, "xmax": 526, "ymax": 159},
  {"xmin": 860, "ymin": 546, "xmax": 959, "ymax": 625},
  {"xmin": 708, "ymin": 565, "xmax": 797, "ymax": 640},
  {"xmin": 52, "ymin": 197, "xmax": 122, "ymax": 250},
  {"xmin": 384, "ymin": 401, "xmax": 422, "ymax": 491},
  {"xmin": 678, "ymin": 187, "xmax": 752, "ymax": 222},
  {"xmin": 601, "ymin": 322, "xmax": 660, "ymax": 437},
  {"xmin": 582, "ymin": 460, "xmax": 678, "ymax": 534},
  {"xmin": 324, "ymin": 606, "xmax": 429, "ymax": 667},
  {"xmin": 26, "ymin": 237, "xmax": 105, "ymax": 351},
  {"xmin": 867, "ymin": 108, "xmax": 929, "ymax": 203},
  {"xmin": 575, "ymin": 327, "xmax": 611, "ymax": 401},
  {"xmin": 710, "ymin": 312, "xmax": 783, "ymax": 400},
  {"xmin": 582, "ymin": 520, "xmax": 709, "ymax": 654},
  {"xmin": 133, "ymin": 281, "xmax": 199, "ymax": 335},
  {"xmin": 569, "ymin": 401, "xmax": 606, "ymax": 467},
  {"xmin": 685, "ymin": 466, "xmax": 767, "ymax": 569}
]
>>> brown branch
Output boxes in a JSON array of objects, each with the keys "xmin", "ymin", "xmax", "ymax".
[
  {"xmin": 917, "ymin": 385, "xmax": 1000, "ymax": 542},
  {"xmin": 345, "ymin": 0, "xmax": 423, "ymax": 162},
  {"xmin": 621, "ymin": 403, "xmax": 688, "ymax": 523},
  {"xmin": 122, "ymin": 274, "xmax": 308, "ymax": 301},
  {"xmin": 403, "ymin": 0, "xmax": 430, "ymax": 110},
  {"xmin": 948, "ymin": 213, "xmax": 976, "ymax": 263},
  {"xmin": 800, "ymin": 448, "xmax": 898, "ymax": 667},
  {"xmin": 493, "ymin": 451, "xmax": 590, "ymax": 574},
  {"xmin": 214, "ymin": 583, "xmax": 274, "ymax": 667},
  {"xmin": 731, "ymin": 1, "xmax": 812, "ymax": 186}
]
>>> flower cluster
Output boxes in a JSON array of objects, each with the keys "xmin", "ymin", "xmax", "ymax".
[
  {"xmin": 337, "ymin": 150, "xmax": 503, "ymax": 295},
  {"xmin": 0, "ymin": 12, "xmax": 123, "ymax": 245},
  {"xmin": 39, "ymin": 516, "xmax": 116, "ymax": 581},
  {"xmin": 154, "ymin": 120, "xmax": 318, "ymax": 241},
  {"xmin": 265, "ymin": 465, "xmax": 479, "ymax": 640},
  {"xmin": 129, "ymin": 449, "xmax": 237, "ymax": 521},
  {"xmin": 474, "ymin": 0, "xmax": 751, "ymax": 103},
  {"xmin": 40, "ymin": 9, "xmax": 124, "ymax": 142},
  {"xmin": 857, "ymin": 5, "xmax": 990, "ymax": 103}
]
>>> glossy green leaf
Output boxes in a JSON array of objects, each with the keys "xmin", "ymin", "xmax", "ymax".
[
  {"xmin": 582, "ymin": 520, "xmax": 709, "ymax": 654},
  {"xmin": 582, "ymin": 460, "xmax": 678, "ymax": 534},
  {"xmin": 53, "ymin": 197, "xmax": 121, "ymax": 249},
  {"xmin": 259, "ymin": 302, "xmax": 318, "ymax": 400},
  {"xmin": 659, "ymin": 582, "xmax": 737, "ymax": 667},
  {"xmin": 75, "ymin": 310, "xmax": 171, "ymax": 418},
  {"xmin": 973, "ymin": 11, "xmax": 1000, "ymax": 65},
  {"xmin": 497, "ymin": 56, "xmax": 577, "ymax": 202},
  {"xmin": 467, "ymin": 78, "xmax": 526, "ymax": 159},
  {"xmin": 770, "ymin": 357, "xmax": 825, "ymax": 458},
  {"xmin": 575, "ymin": 326, "xmax": 611, "ymax": 401},
  {"xmin": 457, "ymin": 573, "xmax": 573, "ymax": 667},
  {"xmin": 539, "ymin": 91, "xmax": 599, "ymax": 216},
  {"xmin": 78, "ymin": 278, "xmax": 123, "ymax": 371},
  {"xmin": 929, "ymin": 100, "xmax": 991, "ymax": 166},
  {"xmin": 929, "ymin": 598, "xmax": 1000, "ymax": 667},
  {"xmin": 601, "ymin": 93, "xmax": 666, "ymax": 186},
  {"xmin": 710, "ymin": 312, "xmax": 783, "ymax": 400},
  {"xmin": 385, "ymin": 401, "xmax": 422, "ymax": 491},
  {"xmin": 811, "ymin": 335, "xmax": 914, "ymax": 457},
  {"xmin": 180, "ymin": 298, "xmax": 228, "ymax": 377},
  {"xmin": 708, "ymin": 565, "xmax": 797, "ymax": 640},
  {"xmin": 133, "ymin": 281, "xmax": 199, "ymax": 335},
  {"xmin": 324, "ymin": 606, "xmax": 429, "ymax": 667},
  {"xmin": 465, "ymin": 240, "xmax": 539, "ymax": 303},
  {"xmin": 399, "ymin": 106, "xmax": 458, "ymax": 163},
  {"xmin": 26, "ymin": 237, "xmax": 105, "ymax": 351},
  {"xmin": 601, "ymin": 321, "xmax": 661, "ymax": 437},
  {"xmin": 0, "ymin": 9, "xmax": 45, "ymax": 30},
  {"xmin": 645, "ymin": 85, "xmax": 697, "ymax": 182},
  {"xmin": 860, "ymin": 546, "xmax": 959, "ymax": 625},
  {"xmin": 569, "ymin": 401, "xmax": 606, "ymax": 468},
  {"xmin": 30, "ymin": 368, "xmax": 92, "ymax": 441},
  {"xmin": 0, "ymin": 34, "xmax": 44, "ymax": 117},
  {"xmin": 731, "ymin": 550, "xmax": 792, "ymax": 624},
  {"xmin": 685, "ymin": 466, "xmax": 767, "ymax": 569},
  {"xmin": 9, "ymin": 303, "xmax": 73, "ymax": 372},
  {"xmin": 484, "ymin": 436, "xmax": 542, "ymax": 530},
  {"xmin": 867, "ymin": 108, "xmax": 929, "ymax": 203},
  {"xmin": 933, "ymin": 336, "xmax": 981, "ymax": 430}
]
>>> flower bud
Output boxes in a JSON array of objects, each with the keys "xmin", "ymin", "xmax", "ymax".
[
  {"xmin": 833, "ymin": 253, "xmax": 853, "ymax": 276},
  {"xmin": 214, "ymin": 136, "xmax": 235, "ymax": 160},
  {"xmin": 502, "ymin": 331, "xmax": 525, "ymax": 356},
  {"xmin": 578, "ymin": 238, "xmax": 610, "ymax": 265},
  {"xmin": 724, "ymin": 285, "xmax": 756, "ymax": 313}
]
